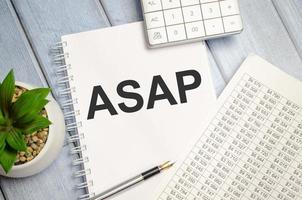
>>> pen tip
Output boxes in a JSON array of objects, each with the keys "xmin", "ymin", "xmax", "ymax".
[{"xmin": 159, "ymin": 161, "xmax": 175, "ymax": 171}]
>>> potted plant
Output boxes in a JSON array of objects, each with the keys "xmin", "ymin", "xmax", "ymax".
[{"xmin": 0, "ymin": 70, "xmax": 65, "ymax": 177}]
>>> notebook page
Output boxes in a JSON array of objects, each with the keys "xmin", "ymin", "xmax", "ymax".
[
  {"xmin": 61, "ymin": 22, "xmax": 217, "ymax": 199},
  {"xmin": 154, "ymin": 55, "xmax": 302, "ymax": 200}
]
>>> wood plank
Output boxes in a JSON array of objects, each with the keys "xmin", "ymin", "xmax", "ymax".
[
  {"xmin": 206, "ymin": 44, "xmax": 226, "ymax": 95},
  {"xmin": 0, "ymin": 0, "xmax": 86, "ymax": 199},
  {"xmin": 0, "ymin": 187, "xmax": 4, "ymax": 200},
  {"xmin": 207, "ymin": 0, "xmax": 302, "ymax": 82},
  {"xmin": 272, "ymin": 0, "xmax": 302, "ymax": 59},
  {"xmin": 11, "ymin": 0, "xmax": 110, "ymax": 100},
  {"xmin": 100, "ymin": 0, "xmax": 226, "ymax": 95},
  {"xmin": 0, "ymin": 147, "xmax": 80, "ymax": 200},
  {"xmin": 100, "ymin": 0, "xmax": 143, "ymax": 24},
  {"xmin": 0, "ymin": 191, "xmax": 4, "ymax": 200},
  {"xmin": 0, "ymin": 0, "xmax": 45, "ymax": 87}
]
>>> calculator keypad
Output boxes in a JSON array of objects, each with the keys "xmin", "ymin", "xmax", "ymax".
[
  {"xmin": 142, "ymin": 0, "xmax": 243, "ymax": 47},
  {"xmin": 164, "ymin": 8, "xmax": 184, "ymax": 25},
  {"xmin": 162, "ymin": 0, "xmax": 181, "ymax": 9},
  {"xmin": 145, "ymin": 11, "xmax": 165, "ymax": 29},
  {"xmin": 147, "ymin": 27, "xmax": 168, "ymax": 45},
  {"xmin": 183, "ymin": 5, "xmax": 203, "ymax": 22},
  {"xmin": 185, "ymin": 21, "xmax": 205, "ymax": 38}
]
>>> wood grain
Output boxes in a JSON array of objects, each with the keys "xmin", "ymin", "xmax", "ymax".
[
  {"xmin": 207, "ymin": 0, "xmax": 302, "ymax": 83},
  {"xmin": 11, "ymin": 0, "xmax": 110, "ymax": 100},
  {"xmin": 100, "ymin": 0, "xmax": 143, "ymax": 24},
  {"xmin": 272, "ymin": 0, "xmax": 302, "ymax": 59},
  {"xmin": 0, "ymin": 191, "xmax": 4, "ymax": 200},
  {"xmin": 205, "ymin": 44, "xmax": 226, "ymax": 95},
  {"xmin": 0, "ymin": 0, "xmax": 45, "ymax": 87},
  {"xmin": 100, "ymin": 0, "xmax": 226, "ymax": 95},
  {"xmin": 0, "ymin": 146, "xmax": 81, "ymax": 200},
  {"xmin": 0, "ymin": 0, "xmax": 95, "ymax": 199}
]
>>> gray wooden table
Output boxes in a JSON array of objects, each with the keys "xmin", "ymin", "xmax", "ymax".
[{"xmin": 0, "ymin": 0, "xmax": 301, "ymax": 199}]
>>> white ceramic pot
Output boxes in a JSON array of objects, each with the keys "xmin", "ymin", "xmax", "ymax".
[{"xmin": 0, "ymin": 82, "xmax": 66, "ymax": 178}]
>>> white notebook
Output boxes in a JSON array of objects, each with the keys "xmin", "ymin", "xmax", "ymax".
[
  {"xmin": 154, "ymin": 55, "xmax": 302, "ymax": 200},
  {"xmin": 56, "ymin": 22, "xmax": 217, "ymax": 199}
]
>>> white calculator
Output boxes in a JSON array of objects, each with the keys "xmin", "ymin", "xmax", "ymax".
[{"xmin": 141, "ymin": 0, "xmax": 243, "ymax": 48}]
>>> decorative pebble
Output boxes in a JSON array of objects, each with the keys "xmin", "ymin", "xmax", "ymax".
[
  {"xmin": 25, "ymin": 152, "xmax": 31, "ymax": 157},
  {"xmin": 20, "ymin": 157, "xmax": 26, "ymax": 162},
  {"xmin": 32, "ymin": 136, "xmax": 38, "ymax": 142},
  {"xmin": 27, "ymin": 147, "xmax": 33, "ymax": 153},
  {"xmin": 31, "ymin": 143, "xmax": 38, "ymax": 150},
  {"xmin": 26, "ymin": 156, "xmax": 33, "ymax": 162},
  {"xmin": 13, "ymin": 86, "xmax": 49, "ymax": 166},
  {"xmin": 37, "ymin": 139, "xmax": 43, "ymax": 145},
  {"xmin": 37, "ymin": 132, "xmax": 44, "ymax": 138}
]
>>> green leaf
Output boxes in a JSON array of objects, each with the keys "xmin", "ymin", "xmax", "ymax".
[
  {"xmin": 0, "ymin": 143, "xmax": 5, "ymax": 156},
  {"xmin": 6, "ymin": 128, "xmax": 26, "ymax": 151},
  {"xmin": 17, "ymin": 115, "xmax": 51, "ymax": 134},
  {"xmin": 12, "ymin": 88, "xmax": 50, "ymax": 121},
  {"xmin": 15, "ymin": 99, "xmax": 49, "ymax": 125},
  {"xmin": 0, "ymin": 131, "xmax": 8, "ymax": 148},
  {"xmin": 0, "ymin": 70, "xmax": 15, "ymax": 115},
  {"xmin": 0, "ymin": 110, "xmax": 5, "ymax": 125},
  {"xmin": 0, "ymin": 146, "xmax": 17, "ymax": 173}
]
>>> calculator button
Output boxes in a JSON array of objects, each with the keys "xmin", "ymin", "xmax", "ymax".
[
  {"xmin": 142, "ymin": 0, "xmax": 162, "ymax": 13},
  {"xmin": 166, "ymin": 24, "xmax": 187, "ymax": 42},
  {"xmin": 185, "ymin": 21, "xmax": 205, "ymax": 39},
  {"xmin": 182, "ymin": 5, "xmax": 203, "ymax": 23},
  {"xmin": 201, "ymin": 2, "xmax": 221, "ymax": 19},
  {"xmin": 223, "ymin": 15, "xmax": 243, "ymax": 32},
  {"xmin": 220, "ymin": 0, "xmax": 240, "ymax": 16},
  {"xmin": 181, "ymin": 0, "xmax": 199, "ymax": 6},
  {"xmin": 145, "ymin": 11, "xmax": 165, "ymax": 29},
  {"xmin": 204, "ymin": 18, "xmax": 224, "ymax": 35},
  {"xmin": 164, "ymin": 8, "xmax": 184, "ymax": 26},
  {"xmin": 161, "ymin": 0, "xmax": 181, "ymax": 9},
  {"xmin": 147, "ymin": 27, "xmax": 168, "ymax": 45}
]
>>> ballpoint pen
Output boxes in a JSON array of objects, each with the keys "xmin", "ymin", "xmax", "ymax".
[{"xmin": 91, "ymin": 161, "xmax": 175, "ymax": 200}]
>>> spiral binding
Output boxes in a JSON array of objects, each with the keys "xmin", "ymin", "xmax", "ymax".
[{"xmin": 52, "ymin": 41, "xmax": 94, "ymax": 200}]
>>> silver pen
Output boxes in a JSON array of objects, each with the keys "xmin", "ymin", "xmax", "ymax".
[{"xmin": 90, "ymin": 161, "xmax": 175, "ymax": 200}]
